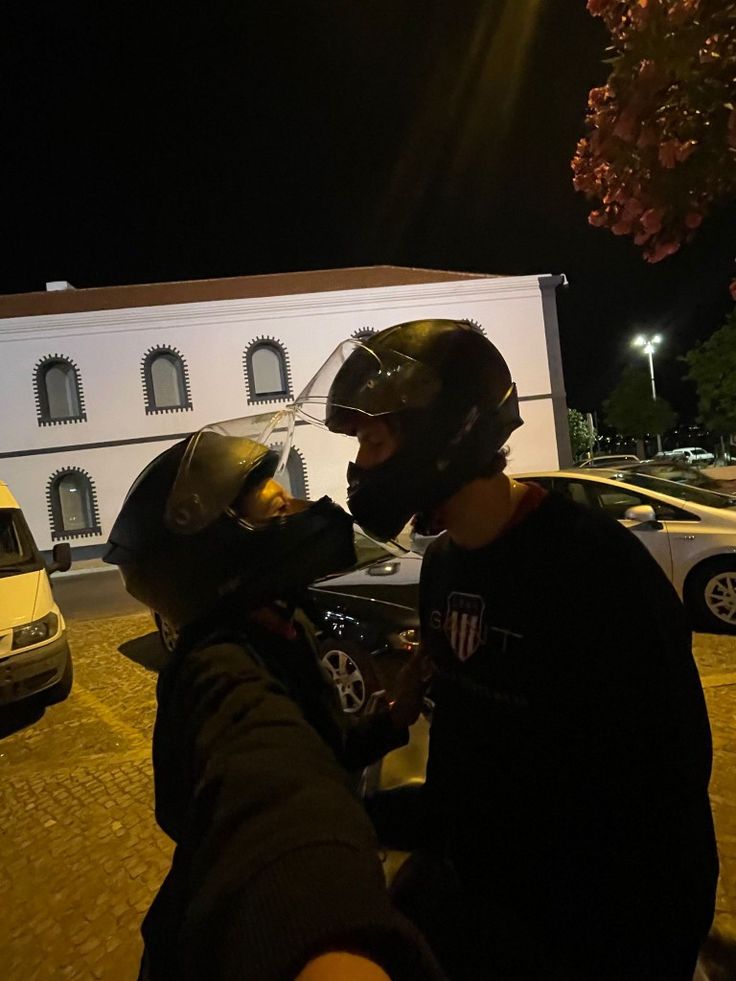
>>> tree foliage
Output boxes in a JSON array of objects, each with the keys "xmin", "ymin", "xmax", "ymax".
[
  {"xmin": 684, "ymin": 309, "xmax": 736, "ymax": 432},
  {"xmin": 572, "ymin": 1, "xmax": 736, "ymax": 292},
  {"xmin": 568, "ymin": 408, "xmax": 597, "ymax": 457},
  {"xmin": 603, "ymin": 365, "xmax": 676, "ymax": 435}
]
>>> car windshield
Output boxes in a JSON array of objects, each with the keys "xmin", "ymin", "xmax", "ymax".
[
  {"xmin": 0, "ymin": 509, "xmax": 38, "ymax": 571},
  {"xmin": 353, "ymin": 531, "xmax": 394, "ymax": 569},
  {"xmin": 608, "ymin": 472, "xmax": 736, "ymax": 509}
]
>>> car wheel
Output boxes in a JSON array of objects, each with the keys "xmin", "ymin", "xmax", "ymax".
[
  {"xmin": 155, "ymin": 614, "xmax": 179, "ymax": 654},
  {"xmin": 44, "ymin": 650, "xmax": 73, "ymax": 705},
  {"xmin": 686, "ymin": 560, "xmax": 736, "ymax": 634},
  {"xmin": 318, "ymin": 639, "xmax": 379, "ymax": 714}
]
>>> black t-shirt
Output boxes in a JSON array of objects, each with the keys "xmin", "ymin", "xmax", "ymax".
[{"xmin": 419, "ymin": 490, "xmax": 718, "ymax": 959}]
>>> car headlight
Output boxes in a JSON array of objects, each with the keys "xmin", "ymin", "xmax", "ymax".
[
  {"xmin": 12, "ymin": 613, "xmax": 59, "ymax": 651},
  {"xmin": 389, "ymin": 628, "xmax": 421, "ymax": 651}
]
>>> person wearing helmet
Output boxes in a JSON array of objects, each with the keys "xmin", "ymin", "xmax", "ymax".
[
  {"xmin": 105, "ymin": 424, "xmax": 439, "ymax": 981},
  {"xmin": 299, "ymin": 319, "xmax": 718, "ymax": 981}
]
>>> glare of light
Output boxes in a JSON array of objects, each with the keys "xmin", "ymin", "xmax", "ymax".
[{"xmin": 632, "ymin": 333, "xmax": 662, "ymax": 354}]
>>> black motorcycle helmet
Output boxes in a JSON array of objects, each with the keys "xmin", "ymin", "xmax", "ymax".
[
  {"xmin": 104, "ymin": 425, "xmax": 356, "ymax": 629},
  {"xmin": 298, "ymin": 319, "xmax": 523, "ymax": 540}
]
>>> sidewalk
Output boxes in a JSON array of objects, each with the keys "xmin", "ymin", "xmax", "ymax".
[{"xmin": 56, "ymin": 557, "xmax": 111, "ymax": 578}]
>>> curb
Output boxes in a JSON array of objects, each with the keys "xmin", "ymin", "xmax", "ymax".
[{"xmin": 55, "ymin": 565, "xmax": 116, "ymax": 579}]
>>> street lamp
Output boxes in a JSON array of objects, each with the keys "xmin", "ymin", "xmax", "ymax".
[{"xmin": 632, "ymin": 333, "xmax": 663, "ymax": 453}]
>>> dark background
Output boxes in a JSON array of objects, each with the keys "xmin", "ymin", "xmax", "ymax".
[{"xmin": 4, "ymin": 1, "xmax": 733, "ymax": 419}]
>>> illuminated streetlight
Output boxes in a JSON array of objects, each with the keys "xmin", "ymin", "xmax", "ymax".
[{"xmin": 631, "ymin": 333, "xmax": 663, "ymax": 453}]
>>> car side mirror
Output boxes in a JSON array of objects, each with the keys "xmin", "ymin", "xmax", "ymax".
[
  {"xmin": 47, "ymin": 542, "xmax": 72, "ymax": 574},
  {"xmin": 624, "ymin": 505, "xmax": 662, "ymax": 529}
]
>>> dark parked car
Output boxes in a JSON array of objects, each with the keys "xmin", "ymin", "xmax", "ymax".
[
  {"xmin": 154, "ymin": 532, "xmax": 422, "ymax": 715},
  {"xmin": 309, "ymin": 535, "xmax": 421, "ymax": 713}
]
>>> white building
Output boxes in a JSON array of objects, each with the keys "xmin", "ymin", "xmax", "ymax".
[{"xmin": 0, "ymin": 266, "xmax": 570, "ymax": 558}]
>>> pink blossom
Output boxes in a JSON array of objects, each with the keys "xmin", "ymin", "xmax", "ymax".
[
  {"xmin": 613, "ymin": 108, "xmax": 639, "ymax": 142},
  {"xmin": 588, "ymin": 86, "xmax": 610, "ymax": 109},
  {"xmin": 622, "ymin": 197, "xmax": 645, "ymax": 221},
  {"xmin": 646, "ymin": 239, "xmax": 681, "ymax": 263},
  {"xmin": 640, "ymin": 208, "xmax": 664, "ymax": 233},
  {"xmin": 684, "ymin": 212, "xmax": 703, "ymax": 229},
  {"xmin": 659, "ymin": 141, "xmax": 679, "ymax": 168},
  {"xmin": 588, "ymin": 210, "xmax": 609, "ymax": 227},
  {"xmin": 587, "ymin": 0, "xmax": 615, "ymax": 14}
]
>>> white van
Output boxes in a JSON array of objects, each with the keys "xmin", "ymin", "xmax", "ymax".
[{"xmin": 0, "ymin": 481, "xmax": 73, "ymax": 706}]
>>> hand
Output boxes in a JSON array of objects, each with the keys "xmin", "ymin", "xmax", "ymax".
[{"xmin": 389, "ymin": 646, "xmax": 433, "ymax": 731}]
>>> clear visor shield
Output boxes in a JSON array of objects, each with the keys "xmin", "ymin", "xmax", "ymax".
[
  {"xmin": 293, "ymin": 339, "xmax": 442, "ymax": 430},
  {"xmin": 164, "ymin": 409, "xmax": 296, "ymax": 535}
]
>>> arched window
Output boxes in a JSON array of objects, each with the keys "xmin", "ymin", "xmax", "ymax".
[
  {"xmin": 352, "ymin": 328, "xmax": 376, "ymax": 341},
  {"xmin": 244, "ymin": 339, "xmax": 292, "ymax": 403},
  {"xmin": 142, "ymin": 347, "xmax": 192, "ymax": 413},
  {"xmin": 48, "ymin": 469, "xmax": 101, "ymax": 540},
  {"xmin": 276, "ymin": 448, "xmax": 308, "ymax": 500},
  {"xmin": 34, "ymin": 356, "xmax": 86, "ymax": 425}
]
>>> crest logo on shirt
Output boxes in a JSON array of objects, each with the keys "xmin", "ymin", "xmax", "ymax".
[{"xmin": 443, "ymin": 591, "xmax": 485, "ymax": 662}]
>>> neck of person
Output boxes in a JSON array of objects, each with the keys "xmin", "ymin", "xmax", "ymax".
[{"xmin": 437, "ymin": 472, "xmax": 529, "ymax": 550}]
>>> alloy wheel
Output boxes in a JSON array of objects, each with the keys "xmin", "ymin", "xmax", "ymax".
[
  {"xmin": 704, "ymin": 572, "xmax": 736, "ymax": 626},
  {"xmin": 320, "ymin": 648, "xmax": 367, "ymax": 713}
]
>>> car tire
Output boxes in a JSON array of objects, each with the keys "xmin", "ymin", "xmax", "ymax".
[
  {"xmin": 44, "ymin": 649, "xmax": 74, "ymax": 705},
  {"xmin": 318, "ymin": 638, "xmax": 380, "ymax": 715},
  {"xmin": 685, "ymin": 559, "xmax": 736, "ymax": 634},
  {"xmin": 155, "ymin": 614, "xmax": 179, "ymax": 654}
]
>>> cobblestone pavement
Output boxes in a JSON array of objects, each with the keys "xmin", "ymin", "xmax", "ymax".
[
  {"xmin": 0, "ymin": 615, "xmax": 171, "ymax": 981},
  {"xmin": 1, "ymin": 616, "xmax": 735, "ymax": 980}
]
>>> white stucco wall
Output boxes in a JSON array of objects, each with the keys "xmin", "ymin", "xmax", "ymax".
[{"xmin": 0, "ymin": 274, "xmax": 566, "ymax": 552}]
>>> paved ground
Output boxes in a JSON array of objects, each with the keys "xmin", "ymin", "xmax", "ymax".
[
  {"xmin": 0, "ymin": 616, "xmax": 171, "ymax": 981},
  {"xmin": 1, "ymin": 615, "xmax": 735, "ymax": 980}
]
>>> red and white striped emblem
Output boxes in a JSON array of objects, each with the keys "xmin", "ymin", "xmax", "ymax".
[{"xmin": 443, "ymin": 591, "xmax": 485, "ymax": 662}]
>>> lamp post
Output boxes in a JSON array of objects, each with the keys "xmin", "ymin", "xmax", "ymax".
[{"xmin": 632, "ymin": 333, "xmax": 663, "ymax": 454}]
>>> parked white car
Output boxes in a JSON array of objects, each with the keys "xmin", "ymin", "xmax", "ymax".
[
  {"xmin": 656, "ymin": 447, "xmax": 715, "ymax": 466},
  {"xmin": 575, "ymin": 454, "xmax": 640, "ymax": 469},
  {"xmin": 515, "ymin": 469, "xmax": 736, "ymax": 633}
]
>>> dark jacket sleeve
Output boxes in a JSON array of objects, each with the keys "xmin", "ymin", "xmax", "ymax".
[{"xmin": 145, "ymin": 640, "xmax": 444, "ymax": 981}]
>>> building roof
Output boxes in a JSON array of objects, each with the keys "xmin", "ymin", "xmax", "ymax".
[{"xmin": 0, "ymin": 265, "xmax": 493, "ymax": 319}]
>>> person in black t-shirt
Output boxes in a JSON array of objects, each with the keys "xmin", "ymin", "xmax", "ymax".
[
  {"xmin": 300, "ymin": 319, "xmax": 718, "ymax": 981},
  {"xmin": 105, "ymin": 423, "xmax": 441, "ymax": 981}
]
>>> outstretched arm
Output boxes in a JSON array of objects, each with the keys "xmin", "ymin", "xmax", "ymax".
[{"xmin": 148, "ymin": 640, "xmax": 444, "ymax": 981}]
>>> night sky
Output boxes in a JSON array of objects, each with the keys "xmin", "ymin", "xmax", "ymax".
[{"xmin": 5, "ymin": 1, "xmax": 734, "ymax": 420}]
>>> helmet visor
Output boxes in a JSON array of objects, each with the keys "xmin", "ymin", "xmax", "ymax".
[
  {"xmin": 165, "ymin": 409, "xmax": 296, "ymax": 535},
  {"xmin": 293, "ymin": 339, "xmax": 442, "ymax": 430}
]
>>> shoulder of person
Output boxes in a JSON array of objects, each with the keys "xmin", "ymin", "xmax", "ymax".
[{"xmin": 541, "ymin": 492, "xmax": 654, "ymax": 565}]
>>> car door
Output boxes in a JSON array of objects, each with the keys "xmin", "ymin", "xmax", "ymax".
[{"xmin": 551, "ymin": 477, "xmax": 674, "ymax": 580}]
